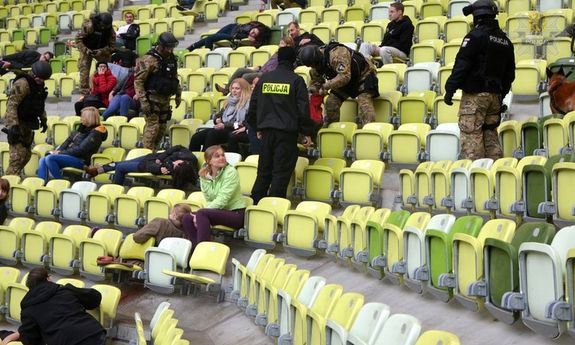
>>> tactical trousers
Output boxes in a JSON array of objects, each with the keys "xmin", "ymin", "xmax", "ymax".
[
  {"xmin": 142, "ymin": 97, "xmax": 171, "ymax": 150},
  {"xmin": 324, "ymin": 91, "xmax": 376, "ymax": 127},
  {"xmin": 458, "ymin": 91, "xmax": 503, "ymax": 160},
  {"xmin": 6, "ymin": 142, "xmax": 32, "ymax": 175}
]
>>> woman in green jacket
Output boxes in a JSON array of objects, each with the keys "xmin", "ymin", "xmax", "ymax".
[{"xmin": 182, "ymin": 145, "xmax": 246, "ymax": 247}]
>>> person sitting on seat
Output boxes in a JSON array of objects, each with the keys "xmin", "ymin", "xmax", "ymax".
[
  {"xmin": 133, "ymin": 203, "xmax": 193, "ymax": 244},
  {"xmin": 37, "ymin": 107, "xmax": 107, "ymax": 182},
  {"xmin": 181, "ymin": 145, "xmax": 246, "ymax": 248},
  {"xmin": 84, "ymin": 145, "xmax": 198, "ymax": 188},
  {"xmin": 115, "ymin": 11, "xmax": 140, "ymax": 52},
  {"xmin": 74, "ymin": 62, "xmax": 117, "ymax": 116},
  {"xmin": 187, "ymin": 21, "xmax": 271, "ymax": 51},
  {"xmin": 102, "ymin": 69, "xmax": 139, "ymax": 120},
  {"xmin": 189, "ymin": 78, "xmax": 252, "ymax": 153},
  {"xmin": 358, "ymin": 2, "xmax": 414, "ymax": 65}
]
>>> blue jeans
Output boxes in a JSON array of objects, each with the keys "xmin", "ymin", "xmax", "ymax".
[
  {"xmin": 102, "ymin": 94, "xmax": 137, "ymax": 119},
  {"xmin": 38, "ymin": 154, "xmax": 85, "ymax": 181},
  {"xmin": 193, "ymin": 23, "xmax": 237, "ymax": 49},
  {"xmin": 179, "ymin": 0, "xmax": 196, "ymax": 7},
  {"xmin": 107, "ymin": 156, "xmax": 145, "ymax": 185}
]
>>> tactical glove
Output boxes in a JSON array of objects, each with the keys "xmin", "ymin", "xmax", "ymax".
[
  {"xmin": 40, "ymin": 118, "xmax": 48, "ymax": 133},
  {"xmin": 5, "ymin": 125, "xmax": 22, "ymax": 145},
  {"xmin": 443, "ymin": 92, "xmax": 454, "ymax": 106}
]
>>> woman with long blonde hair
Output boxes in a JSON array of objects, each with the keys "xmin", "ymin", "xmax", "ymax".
[
  {"xmin": 189, "ymin": 78, "xmax": 252, "ymax": 152},
  {"xmin": 182, "ymin": 145, "xmax": 246, "ymax": 247}
]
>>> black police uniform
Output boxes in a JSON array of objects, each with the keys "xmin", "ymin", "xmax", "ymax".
[{"xmin": 247, "ymin": 58, "xmax": 316, "ymax": 204}]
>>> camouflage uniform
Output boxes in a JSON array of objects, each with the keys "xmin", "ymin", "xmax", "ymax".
[
  {"xmin": 4, "ymin": 78, "xmax": 46, "ymax": 175},
  {"xmin": 135, "ymin": 50, "xmax": 181, "ymax": 150},
  {"xmin": 309, "ymin": 44, "xmax": 378, "ymax": 126},
  {"xmin": 76, "ymin": 19, "xmax": 116, "ymax": 96},
  {"xmin": 458, "ymin": 92, "xmax": 502, "ymax": 160}
]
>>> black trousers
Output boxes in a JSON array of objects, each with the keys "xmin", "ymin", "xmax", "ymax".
[
  {"xmin": 251, "ymin": 128, "xmax": 298, "ymax": 204},
  {"xmin": 188, "ymin": 127, "xmax": 233, "ymax": 151}
]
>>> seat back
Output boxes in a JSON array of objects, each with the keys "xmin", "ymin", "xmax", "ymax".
[
  {"xmin": 372, "ymin": 314, "xmax": 421, "ymax": 345},
  {"xmin": 190, "ymin": 241, "xmax": 230, "ymax": 276},
  {"xmin": 59, "ymin": 181, "xmax": 98, "ymax": 220},
  {"xmin": 91, "ymin": 284, "xmax": 122, "ymax": 328},
  {"xmin": 347, "ymin": 302, "xmax": 391, "ymax": 345}
]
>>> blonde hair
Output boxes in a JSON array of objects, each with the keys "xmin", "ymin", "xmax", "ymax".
[
  {"xmin": 199, "ymin": 145, "xmax": 225, "ymax": 178},
  {"xmin": 172, "ymin": 203, "xmax": 192, "ymax": 221},
  {"xmin": 281, "ymin": 35, "xmax": 295, "ymax": 48},
  {"xmin": 80, "ymin": 106, "xmax": 101, "ymax": 127},
  {"xmin": 224, "ymin": 78, "xmax": 252, "ymax": 110}
]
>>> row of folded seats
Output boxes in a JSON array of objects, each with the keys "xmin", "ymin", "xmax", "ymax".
[
  {"xmin": 229, "ymin": 248, "xmax": 461, "ymax": 345},
  {"xmin": 238, "ymin": 201, "xmax": 575, "ymax": 339},
  {"xmin": 0, "ymin": 265, "xmax": 120, "ymax": 334},
  {"xmin": 134, "ymin": 301, "xmax": 190, "ymax": 345},
  {"xmin": 397, "ymin": 154, "xmax": 575, "ymax": 222},
  {"xmin": 0, "ymin": 0, "xmax": 113, "ymax": 17},
  {"xmin": 0, "ymin": 211, "xmax": 231, "ymax": 306}
]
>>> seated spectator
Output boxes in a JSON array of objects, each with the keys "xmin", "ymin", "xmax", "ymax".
[
  {"xmin": 133, "ymin": 204, "xmax": 192, "ymax": 244},
  {"xmin": 102, "ymin": 69, "xmax": 139, "ymax": 120},
  {"xmin": 215, "ymin": 36, "xmax": 295, "ymax": 95},
  {"xmin": 189, "ymin": 79, "xmax": 251, "ymax": 152},
  {"xmin": 181, "ymin": 145, "xmax": 246, "ymax": 248},
  {"xmin": 287, "ymin": 21, "xmax": 324, "ymax": 55},
  {"xmin": 115, "ymin": 11, "xmax": 140, "ymax": 51},
  {"xmin": 0, "ymin": 178, "xmax": 10, "ymax": 224},
  {"xmin": 84, "ymin": 145, "xmax": 198, "ymax": 188},
  {"xmin": 37, "ymin": 107, "xmax": 107, "ymax": 182},
  {"xmin": 187, "ymin": 21, "xmax": 271, "ymax": 51},
  {"xmin": 0, "ymin": 51, "xmax": 53, "ymax": 75},
  {"xmin": 0, "ymin": 267, "xmax": 106, "ymax": 345},
  {"xmin": 358, "ymin": 2, "xmax": 414, "ymax": 65},
  {"xmin": 74, "ymin": 62, "xmax": 117, "ymax": 116}
]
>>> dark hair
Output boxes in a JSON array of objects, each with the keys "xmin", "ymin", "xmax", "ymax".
[
  {"xmin": 44, "ymin": 51, "xmax": 55, "ymax": 59},
  {"xmin": 0, "ymin": 178, "xmax": 10, "ymax": 202},
  {"xmin": 26, "ymin": 267, "xmax": 49, "ymax": 289},
  {"xmin": 390, "ymin": 2, "xmax": 404, "ymax": 12},
  {"xmin": 172, "ymin": 161, "xmax": 198, "ymax": 189}
]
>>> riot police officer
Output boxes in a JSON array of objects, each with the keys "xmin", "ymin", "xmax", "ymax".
[
  {"xmin": 135, "ymin": 32, "xmax": 182, "ymax": 150},
  {"xmin": 3, "ymin": 61, "xmax": 51, "ymax": 175},
  {"xmin": 299, "ymin": 42, "xmax": 379, "ymax": 126},
  {"xmin": 72, "ymin": 12, "xmax": 116, "ymax": 98},
  {"xmin": 443, "ymin": 0, "xmax": 515, "ymax": 160}
]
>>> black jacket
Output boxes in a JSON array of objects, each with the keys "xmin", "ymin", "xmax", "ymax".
[
  {"xmin": 137, "ymin": 145, "xmax": 198, "ymax": 176},
  {"xmin": 445, "ymin": 19, "xmax": 515, "ymax": 97},
  {"xmin": 233, "ymin": 21, "xmax": 271, "ymax": 48},
  {"xmin": 381, "ymin": 16, "xmax": 414, "ymax": 56},
  {"xmin": 247, "ymin": 61, "xmax": 316, "ymax": 135},
  {"xmin": 1, "ymin": 50, "xmax": 41, "ymax": 69},
  {"xmin": 294, "ymin": 32, "xmax": 325, "ymax": 54},
  {"xmin": 19, "ymin": 282, "xmax": 104, "ymax": 345},
  {"xmin": 59, "ymin": 124, "xmax": 108, "ymax": 164}
]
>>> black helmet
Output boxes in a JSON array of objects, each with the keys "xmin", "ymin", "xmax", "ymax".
[
  {"xmin": 462, "ymin": 0, "xmax": 498, "ymax": 18},
  {"xmin": 31, "ymin": 61, "xmax": 52, "ymax": 80},
  {"xmin": 157, "ymin": 32, "xmax": 179, "ymax": 48},
  {"xmin": 298, "ymin": 45, "xmax": 322, "ymax": 67},
  {"xmin": 97, "ymin": 12, "xmax": 113, "ymax": 29}
]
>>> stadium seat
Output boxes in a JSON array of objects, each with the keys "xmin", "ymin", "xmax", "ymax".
[
  {"xmin": 283, "ymin": 201, "xmax": 332, "ymax": 257},
  {"xmin": 9, "ymin": 177, "xmax": 44, "ymax": 216},
  {"xmin": 48, "ymin": 224, "xmax": 92, "ymax": 276},
  {"xmin": 441, "ymin": 158, "xmax": 493, "ymax": 213},
  {"xmin": 101, "ymin": 234, "xmax": 155, "ymax": 279},
  {"xmin": 386, "ymin": 123, "xmax": 431, "ymax": 164},
  {"xmin": 18, "ymin": 221, "xmax": 63, "ymax": 268},
  {"xmin": 370, "ymin": 314, "xmax": 421, "ymax": 345},
  {"xmin": 502, "ymin": 225, "xmax": 575, "ymax": 338},
  {"xmin": 242, "ymin": 197, "xmax": 291, "ymax": 249},
  {"xmin": 141, "ymin": 189, "xmax": 187, "ymax": 226},
  {"xmin": 338, "ymin": 160, "xmax": 385, "ymax": 206},
  {"xmin": 112, "ymin": 186, "xmax": 155, "ymax": 229},
  {"xmin": 309, "ymin": 292, "xmax": 364, "ymax": 345},
  {"xmin": 425, "ymin": 123, "xmax": 460, "ymax": 161},
  {"xmin": 163, "ymin": 241, "xmax": 230, "ymax": 302},
  {"xmin": 415, "ymin": 330, "xmax": 461, "ymax": 345},
  {"xmin": 78, "ymin": 228, "xmax": 123, "ymax": 281},
  {"xmin": 3, "ymin": 282, "xmax": 28, "ymax": 325},
  {"xmin": 344, "ymin": 302, "xmax": 390, "ymax": 345},
  {"xmin": 301, "ymin": 158, "xmax": 346, "ymax": 203},
  {"xmin": 0, "ymin": 217, "xmax": 36, "ymax": 266},
  {"xmin": 143, "ymin": 237, "xmax": 193, "ymax": 294},
  {"xmin": 323, "ymin": 204, "xmax": 361, "ymax": 260},
  {"xmin": 231, "ymin": 249, "xmax": 268, "ymax": 307},
  {"xmin": 55, "ymin": 181, "xmax": 98, "ymax": 222},
  {"xmin": 90, "ymin": 284, "xmax": 122, "ymax": 330},
  {"xmin": 350, "ymin": 122, "xmax": 394, "ymax": 161},
  {"xmin": 469, "ymin": 157, "xmax": 518, "ymax": 216},
  {"xmin": 245, "ymin": 256, "xmax": 286, "ymax": 317}
]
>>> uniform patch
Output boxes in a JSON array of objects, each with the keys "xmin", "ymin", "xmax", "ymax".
[
  {"xmin": 461, "ymin": 38, "xmax": 470, "ymax": 47},
  {"xmin": 336, "ymin": 63, "xmax": 346, "ymax": 72},
  {"xmin": 262, "ymin": 82, "xmax": 290, "ymax": 95}
]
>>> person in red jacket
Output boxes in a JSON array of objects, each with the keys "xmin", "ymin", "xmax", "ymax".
[{"xmin": 74, "ymin": 62, "xmax": 117, "ymax": 115}]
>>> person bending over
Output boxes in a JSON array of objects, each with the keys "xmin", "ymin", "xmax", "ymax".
[
  {"xmin": 132, "ymin": 203, "xmax": 192, "ymax": 244},
  {"xmin": 182, "ymin": 145, "xmax": 246, "ymax": 248},
  {"xmin": 0, "ymin": 267, "xmax": 106, "ymax": 345}
]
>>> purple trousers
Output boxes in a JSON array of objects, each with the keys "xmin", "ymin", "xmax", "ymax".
[{"xmin": 182, "ymin": 208, "xmax": 245, "ymax": 246}]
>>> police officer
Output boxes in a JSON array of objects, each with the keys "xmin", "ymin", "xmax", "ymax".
[
  {"xmin": 3, "ymin": 61, "xmax": 51, "ymax": 175},
  {"xmin": 299, "ymin": 42, "xmax": 379, "ymax": 127},
  {"xmin": 73, "ymin": 12, "xmax": 116, "ymax": 97},
  {"xmin": 443, "ymin": 0, "xmax": 515, "ymax": 160},
  {"xmin": 247, "ymin": 47, "xmax": 315, "ymax": 204},
  {"xmin": 135, "ymin": 32, "xmax": 182, "ymax": 150}
]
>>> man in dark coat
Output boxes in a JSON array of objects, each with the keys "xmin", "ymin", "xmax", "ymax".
[
  {"xmin": 0, "ymin": 268, "xmax": 106, "ymax": 345},
  {"xmin": 0, "ymin": 50, "xmax": 53, "ymax": 75}
]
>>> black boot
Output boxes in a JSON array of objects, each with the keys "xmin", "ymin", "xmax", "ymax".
[{"xmin": 187, "ymin": 42, "xmax": 199, "ymax": 52}]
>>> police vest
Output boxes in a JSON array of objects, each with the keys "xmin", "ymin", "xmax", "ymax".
[
  {"xmin": 15, "ymin": 73, "xmax": 47, "ymax": 130},
  {"xmin": 322, "ymin": 42, "xmax": 368, "ymax": 97},
  {"xmin": 144, "ymin": 49, "xmax": 179, "ymax": 96},
  {"xmin": 82, "ymin": 27, "xmax": 114, "ymax": 50},
  {"xmin": 478, "ymin": 23, "xmax": 513, "ymax": 92}
]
